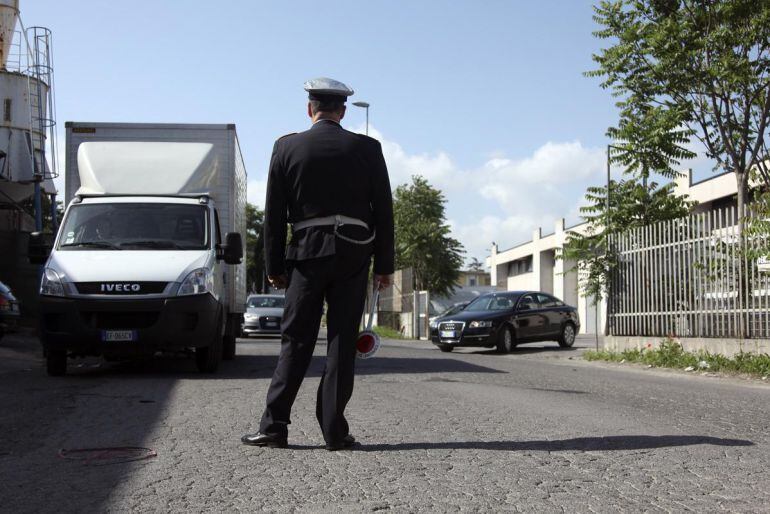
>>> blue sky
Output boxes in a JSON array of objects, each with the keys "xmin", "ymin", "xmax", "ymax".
[{"xmin": 21, "ymin": 0, "xmax": 711, "ymax": 264}]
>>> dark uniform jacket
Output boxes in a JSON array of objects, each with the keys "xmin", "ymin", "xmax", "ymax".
[{"xmin": 264, "ymin": 119, "xmax": 395, "ymax": 277}]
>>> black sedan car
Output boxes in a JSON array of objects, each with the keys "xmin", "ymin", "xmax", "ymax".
[{"xmin": 431, "ymin": 291, "xmax": 580, "ymax": 353}]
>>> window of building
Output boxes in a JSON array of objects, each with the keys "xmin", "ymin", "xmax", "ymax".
[{"xmin": 507, "ymin": 256, "xmax": 533, "ymax": 277}]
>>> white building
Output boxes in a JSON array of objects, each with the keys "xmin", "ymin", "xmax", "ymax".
[{"xmin": 485, "ymin": 170, "xmax": 738, "ymax": 334}]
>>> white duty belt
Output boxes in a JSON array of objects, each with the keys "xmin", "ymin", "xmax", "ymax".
[{"xmin": 292, "ymin": 215, "xmax": 375, "ymax": 245}]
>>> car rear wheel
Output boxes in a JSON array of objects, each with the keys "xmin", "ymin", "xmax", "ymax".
[
  {"xmin": 496, "ymin": 325, "xmax": 514, "ymax": 353},
  {"xmin": 558, "ymin": 323, "xmax": 576, "ymax": 348},
  {"xmin": 437, "ymin": 344, "xmax": 453, "ymax": 352},
  {"xmin": 46, "ymin": 349, "xmax": 67, "ymax": 376}
]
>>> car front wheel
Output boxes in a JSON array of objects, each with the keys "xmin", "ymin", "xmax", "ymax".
[
  {"xmin": 558, "ymin": 323, "xmax": 576, "ymax": 348},
  {"xmin": 496, "ymin": 325, "xmax": 514, "ymax": 353}
]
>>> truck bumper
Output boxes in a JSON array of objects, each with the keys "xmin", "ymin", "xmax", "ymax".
[{"xmin": 39, "ymin": 294, "xmax": 220, "ymax": 357}]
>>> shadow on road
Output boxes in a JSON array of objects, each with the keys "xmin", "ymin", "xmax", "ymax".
[
  {"xmin": 59, "ymin": 353, "xmax": 507, "ymax": 379},
  {"xmin": 356, "ymin": 435, "xmax": 754, "ymax": 452},
  {"xmin": 468, "ymin": 345, "xmax": 582, "ymax": 356}
]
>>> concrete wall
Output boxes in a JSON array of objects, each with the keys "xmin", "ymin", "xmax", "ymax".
[
  {"xmin": 606, "ymin": 335, "xmax": 770, "ymax": 357},
  {"xmin": 507, "ymin": 271, "xmax": 535, "ymax": 291}
]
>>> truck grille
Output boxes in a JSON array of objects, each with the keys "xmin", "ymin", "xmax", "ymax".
[
  {"xmin": 74, "ymin": 282, "xmax": 168, "ymax": 295},
  {"xmin": 80, "ymin": 311, "xmax": 159, "ymax": 329}
]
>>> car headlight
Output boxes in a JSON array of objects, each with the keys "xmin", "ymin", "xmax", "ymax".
[
  {"xmin": 40, "ymin": 268, "xmax": 66, "ymax": 297},
  {"xmin": 244, "ymin": 313, "xmax": 256, "ymax": 321},
  {"xmin": 469, "ymin": 320, "xmax": 493, "ymax": 328},
  {"xmin": 429, "ymin": 319, "xmax": 438, "ymax": 329},
  {"xmin": 178, "ymin": 268, "xmax": 214, "ymax": 296}
]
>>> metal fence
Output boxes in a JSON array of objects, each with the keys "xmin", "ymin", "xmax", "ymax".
[{"xmin": 609, "ymin": 205, "xmax": 770, "ymax": 339}]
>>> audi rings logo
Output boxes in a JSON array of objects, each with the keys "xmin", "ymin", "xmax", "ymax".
[{"xmin": 100, "ymin": 283, "xmax": 141, "ymax": 293}]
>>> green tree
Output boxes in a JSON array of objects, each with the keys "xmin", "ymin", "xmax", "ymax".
[
  {"xmin": 245, "ymin": 203, "xmax": 266, "ymax": 293},
  {"xmin": 20, "ymin": 194, "xmax": 63, "ymax": 233},
  {"xmin": 590, "ymin": 0, "xmax": 770, "ymax": 219},
  {"xmin": 561, "ymin": 178, "xmax": 694, "ymax": 303},
  {"xmin": 393, "ymin": 176, "xmax": 465, "ymax": 296},
  {"xmin": 467, "ymin": 257, "xmax": 485, "ymax": 272}
]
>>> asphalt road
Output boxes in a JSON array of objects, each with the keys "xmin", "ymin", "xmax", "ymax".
[{"xmin": 1, "ymin": 333, "xmax": 769, "ymax": 512}]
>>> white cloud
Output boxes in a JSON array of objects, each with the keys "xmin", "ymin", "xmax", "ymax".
[
  {"xmin": 352, "ymin": 125, "xmax": 607, "ymax": 268},
  {"xmin": 247, "ymin": 178, "xmax": 267, "ymax": 209}
]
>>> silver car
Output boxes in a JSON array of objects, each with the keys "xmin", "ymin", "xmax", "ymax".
[{"xmin": 242, "ymin": 294, "xmax": 285, "ymax": 337}]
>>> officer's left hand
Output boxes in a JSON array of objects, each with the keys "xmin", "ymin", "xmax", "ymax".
[{"xmin": 268, "ymin": 274, "xmax": 288, "ymax": 289}]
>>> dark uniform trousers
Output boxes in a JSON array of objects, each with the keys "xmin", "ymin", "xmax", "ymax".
[{"xmin": 259, "ymin": 249, "xmax": 371, "ymax": 443}]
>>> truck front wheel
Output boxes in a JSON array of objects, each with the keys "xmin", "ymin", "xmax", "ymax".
[
  {"xmin": 196, "ymin": 315, "xmax": 223, "ymax": 373},
  {"xmin": 46, "ymin": 349, "xmax": 67, "ymax": 376},
  {"xmin": 222, "ymin": 314, "xmax": 238, "ymax": 361}
]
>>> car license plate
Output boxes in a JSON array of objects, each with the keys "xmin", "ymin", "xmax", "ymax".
[
  {"xmin": 265, "ymin": 321, "xmax": 278, "ymax": 327},
  {"xmin": 102, "ymin": 330, "xmax": 136, "ymax": 342},
  {"xmin": 440, "ymin": 330, "xmax": 458, "ymax": 339}
]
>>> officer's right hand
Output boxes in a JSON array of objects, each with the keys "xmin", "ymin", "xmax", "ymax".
[
  {"xmin": 374, "ymin": 274, "xmax": 393, "ymax": 291},
  {"xmin": 268, "ymin": 274, "xmax": 288, "ymax": 289}
]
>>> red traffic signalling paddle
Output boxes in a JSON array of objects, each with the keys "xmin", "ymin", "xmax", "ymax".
[{"xmin": 356, "ymin": 286, "xmax": 381, "ymax": 359}]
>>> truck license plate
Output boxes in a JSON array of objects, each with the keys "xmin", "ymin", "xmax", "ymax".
[
  {"xmin": 102, "ymin": 330, "xmax": 136, "ymax": 342},
  {"xmin": 440, "ymin": 330, "xmax": 458, "ymax": 339}
]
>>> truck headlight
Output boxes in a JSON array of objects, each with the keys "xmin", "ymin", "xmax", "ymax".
[
  {"xmin": 178, "ymin": 268, "xmax": 214, "ymax": 296},
  {"xmin": 469, "ymin": 320, "xmax": 493, "ymax": 328},
  {"xmin": 40, "ymin": 268, "xmax": 66, "ymax": 297}
]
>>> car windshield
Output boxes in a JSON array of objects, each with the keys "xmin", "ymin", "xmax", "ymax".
[
  {"xmin": 464, "ymin": 294, "xmax": 520, "ymax": 311},
  {"xmin": 247, "ymin": 296, "xmax": 285, "ymax": 308},
  {"xmin": 438, "ymin": 303, "xmax": 466, "ymax": 317},
  {"xmin": 57, "ymin": 203, "xmax": 209, "ymax": 251}
]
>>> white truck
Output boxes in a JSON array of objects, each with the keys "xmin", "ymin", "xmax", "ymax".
[{"xmin": 31, "ymin": 122, "xmax": 247, "ymax": 375}]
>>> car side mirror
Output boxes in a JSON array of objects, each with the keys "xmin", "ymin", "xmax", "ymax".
[
  {"xmin": 219, "ymin": 232, "xmax": 243, "ymax": 265},
  {"xmin": 28, "ymin": 231, "xmax": 54, "ymax": 264},
  {"xmin": 517, "ymin": 303, "xmax": 530, "ymax": 311}
]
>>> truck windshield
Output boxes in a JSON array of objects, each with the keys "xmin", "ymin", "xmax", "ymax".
[{"xmin": 58, "ymin": 203, "xmax": 209, "ymax": 251}]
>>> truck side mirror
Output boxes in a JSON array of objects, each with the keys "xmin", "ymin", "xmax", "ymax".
[
  {"xmin": 28, "ymin": 232, "xmax": 54, "ymax": 265},
  {"xmin": 219, "ymin": 232, "xmax": 243, "ymax": 265}
]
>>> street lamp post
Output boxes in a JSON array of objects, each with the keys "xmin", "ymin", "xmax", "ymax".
[
  {"xmin": 352, "ymin": 101, "xmax": 370, "ymax": 136},
  {"xmin": 604, "ymin": 143, "xmax": 624, "ymax": 346}
]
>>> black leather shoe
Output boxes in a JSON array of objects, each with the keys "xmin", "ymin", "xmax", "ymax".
[
  {"xmin": 326, "ymin": 434, "xmax": 358, "ymax": 451},
  {"xmin": 241, "ymin": 432, "xmax": 288, "ymax": 448}
]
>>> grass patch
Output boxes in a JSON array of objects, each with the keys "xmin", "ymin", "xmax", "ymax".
[
  {"xmin": 585, "ymin": 338, "xmax": 770, "ymax": 378},
  {"xmin": 373, "ymin": 326, "xmax": 406, "ymax": 340}
]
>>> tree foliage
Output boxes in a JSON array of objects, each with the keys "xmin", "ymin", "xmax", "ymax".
[
  {"xmin": 393, "ymin": 176, "xmax": 465, "ymax": 296},
  {"xmin": 245, "ymin": 203, "xmax": 265, "ymax": 293},
  {"xmin": 590, "ymin": 0, "xmax": 770, "ymax": 215},
  {"xmin": 467, "ymin": 257, "xmax": 485, "ymax": 272},
  {"xmin": 561, "ymin": 178, "xmax": 694, "ymax": 301}
]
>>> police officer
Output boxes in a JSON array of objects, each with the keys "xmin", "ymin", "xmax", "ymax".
[{"xmin": 242, "ymin": 78, "xmax": 394, "ymax": 451}]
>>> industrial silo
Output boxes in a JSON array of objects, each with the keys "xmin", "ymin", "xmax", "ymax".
[{"xmin": 0, "ymin": 0, "xmax": 58, "ymax": 323}]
